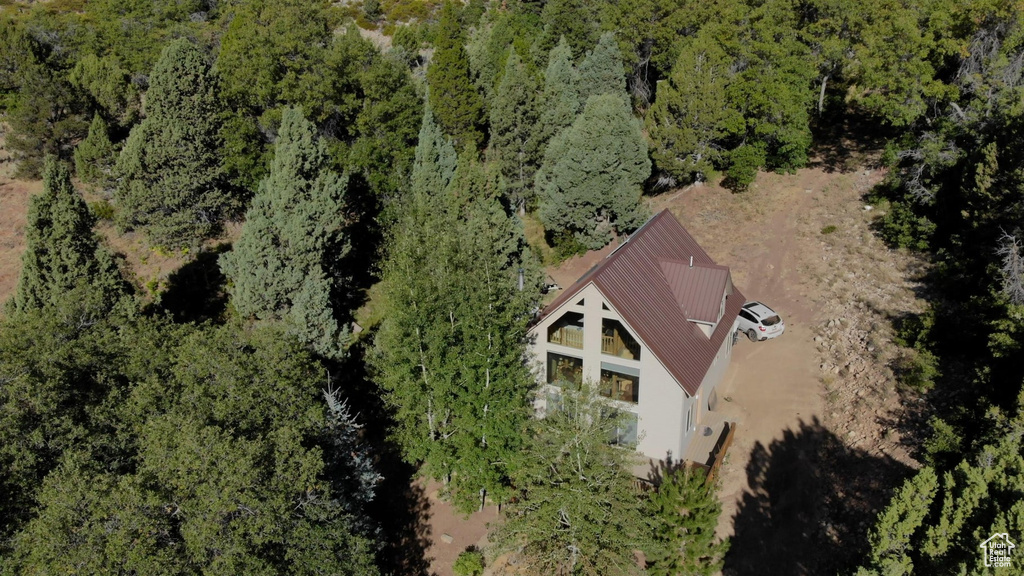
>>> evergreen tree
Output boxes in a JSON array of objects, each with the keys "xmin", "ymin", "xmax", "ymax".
[
  {"xmin": 115, "ymin": 38, "xmax": 232, "ymax": 251},
  {"xmin": 427, "ymin": 0, "xmax": 485, "ymax": 149},
  {"xmin": 536, "ymin": 93, "xmax": 650, "ymax": 250},
  {"xmin": 220, "ymin": 107, "xmax": 350, "ymax": 360},
  {"xmin": 494, "ymin": 384, "xmax": 650, "ymax": 575},
  {"xmin": 646, "ymin": 466, "xmax": 730, "ymax": 576},
  {"xmin": 372, "ymin": 132, "xmax": 538, "ymax": 511},
  {"xmin": 577, "ymin": 32, "xmax": 627, "ymax": 106},
  {"xmin": 73, "ymin": 113, "xmax": 116, "ymax": 187},
  {"xmin": 854, "ymin": 467, "xmax": 939, "ymax": 576},
  {"xmin": 11, "ymin": 156, "xmax": 125, "ymax": 314},
  {"xmin": 488, "ymin": 49, "xmax": 541, "ymax": 211},
  {"xmin": 6, "ymin": 66, "xmax": 90, "ymax": 179},
  {"xmin": 645, "ymin": 32, "xmax": 744, "ymax": 185},
  {"xmin": 534, "ymin": 0, "xmax": 598, "ymax": 61},
  {"xmin": 535, "ymin": 38, "xmax": 580, "ymax": 155}
]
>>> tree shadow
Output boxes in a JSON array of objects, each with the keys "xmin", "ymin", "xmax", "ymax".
[
  {"xmin": 335, "ymin": 334, "xmax": 434, "ymax": 576},
  {"xmin": 333, "ymin": 173, "xmax": 385, "ymax": 324},
  {"xmin": 723, "ymin": 417, "xmax": 911, "ymax": 576},
  {"xmin": 159, "ymin": 243, "xmax": 231, "ymax": 323},
  {"xmin": 809, "ymin": 109, "xmax": 893, "ymax": 174}
]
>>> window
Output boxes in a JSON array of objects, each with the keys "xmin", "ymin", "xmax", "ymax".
[
  {"xmin": 602, "ymin": 302, "xmax": 610, "ymax": 311},
  {"xmin": 601, "ymin": 319, "xmax": 640, "ymax": 360},
  {"xmin": 600, "ymin": 363, "xmax": 639, "ymax": 404},
  {"xmin": 739, "ymin": 310, "xmax": 757, "ymax": 323},
  {"xmin": 547, "ymin": 353, "xmax": 582, "ymax": 388},
  {"xmin": 547, "ymin": 312, "xmax": 584, "ymax": 349},
  {"xmin": 761, "ymin": 314, "xmax": 781, "ymax": 326},
  {"xmin": 605, "ymin": 409, "xmax": 638, "ymax": 447},
  {"xmin": 575, "ymin": 298, "xmax": 585, "ymax": 306}
]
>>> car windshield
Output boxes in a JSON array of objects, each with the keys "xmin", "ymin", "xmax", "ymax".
[{"xmin": 761, "ymin": 315, "xmax": 781, "ymax": 326}]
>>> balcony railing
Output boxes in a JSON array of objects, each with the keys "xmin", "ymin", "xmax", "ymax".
[
  {"xmin": 548, "ymin": 326, "xmax": 584, "ymax": 349},
  {"xmin": 602, "ymin": 333, "xmax": 640, "ymax": 360}
]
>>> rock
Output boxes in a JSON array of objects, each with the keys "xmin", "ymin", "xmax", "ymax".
[
  {"xmin": 863, "ymin": 205, "xmax": 874, "ymax": 211},
  {"xmin": 441, "ymin": 533, "xmax": 454, "ymax": 544},
  {"xmin": 813, "ymin": 336, "xmax": 823, "ymax": 342}
]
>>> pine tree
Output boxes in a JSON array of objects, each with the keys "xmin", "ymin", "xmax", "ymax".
[
  {"xmin": 577, "ymin": 32, "xmax": 627, "ymax": 106},
  {"xmin": 220, "ymin": 107, "xmax": 350, "ymax": 359},
  {"xmin": 11, "ymin": 156, "xmax": 125, "ymax": 313},
  {"xmin": 427, "ymin": 0, "xmax": 485, "ymax": 149},
  {"xmin": 646, "ymin": 466, "xmax": 730, "ymax": 576},
  {"xmin": 855, "ymin": 467, "xmax": 939, "ymax": 576},
  {"xmin": 411, "ymin": 105, "xmax": 459, "ymax": 197},
  {"xmin": 645, "ymin": 32, "xmax": 744, "ymax": 185},
  {"xmin": 488, "ymin": 49, "xmax": 541, "ymax": 211},
  {"xmin": 536, "ymin": 93, "xmax": 650, "ymax": 250},
  {"xmin": 535, "ymin": 38, "xmax": 580, "ymax": 155},
  {"xmin": 73, "ymin": 113, "xmax": 116, "ymax": 187},
  {"xmin": 115, "ymin": 38, "xmax": 232, "ymax": 251},
  {"xmin": 533, "ymin": 0, "xmax": 597, "ymax": 61},
  {"xmin": 494, "ymin": 384, "xmax": 650, "ymax": 575}
]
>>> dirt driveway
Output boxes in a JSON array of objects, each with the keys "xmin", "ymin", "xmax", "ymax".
[{"xmin": 659, "ymin": 168, "xmax": 923, "ymax": 574}]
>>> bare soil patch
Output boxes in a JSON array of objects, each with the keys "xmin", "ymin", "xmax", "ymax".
[
  {"xmin": 0, "ymin": 134, "xmax": 36, "ymax": 310},
  {"xmin": 654, "ymin": 167, "xmax": 926, "ymax": 574}
]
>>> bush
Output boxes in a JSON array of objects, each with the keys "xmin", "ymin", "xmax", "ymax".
[
  {"xmin": 88, "ymin": 200, "xmax": 115, "ymax": 221},
  {"xmin": 879, "ymin": 200, "xmax": 934, "ymax": 251},
  {"xmin": 893, "ymin": 348, "xmax": 940, "ymax": 391},
  {"xmin": 453, "ymin": 549, "xmax": 484, "ymax": 576},
  {"xmin": 820, "ymin": 224, "xmax": 837, "ymax": 235}
]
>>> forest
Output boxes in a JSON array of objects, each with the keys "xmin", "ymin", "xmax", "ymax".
[{"xmin": 0, "ymin": 0, "xmax": 1022, "ymax": 574}]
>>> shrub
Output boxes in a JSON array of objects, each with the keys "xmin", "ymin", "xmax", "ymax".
[
  {"xmin": 820, "ymin": 224, "xmax": 837, "ymax": 235},
  {"xmin": 453, "ymin": 548, "xmax": 484, "ymax": 576},
  {"xmin": 88, "ymin": 200, "xmax": 115, "ymax": 221}
]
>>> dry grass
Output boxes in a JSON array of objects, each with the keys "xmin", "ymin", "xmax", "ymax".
[{"xmin": 0, "ymin": 132, "xmax": 36, "ymax": 311}]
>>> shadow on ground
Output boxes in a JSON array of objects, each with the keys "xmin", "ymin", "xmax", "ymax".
[
  {"xmin": 159, "ymin": 243, "xmax": 231, "ymax": 323},
  {"xmin": 336, "ymin": 335, "xmax": 434, "ymax": 576},
  {"xmin": 724, "ymin": 417, "xmax": 911, "ymax": 576}
]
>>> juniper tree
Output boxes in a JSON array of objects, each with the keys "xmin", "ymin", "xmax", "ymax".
[
  {"xmin": 11, "ymin": 156, "xmax": 125, "ymax": 314},
  {"xmin": 488, "ymin": 49, "xmax": 541, "ymax": 211},
  {"xmin": 577, "ymin": 32, "xmax": 627, "ymax": 106},
  {"xmin": 427, "ymin": 0, "xmax": 485, "ymax": 149},
  {"xmin": 646, "ymin": 466, "xmax": 730, "ymax": 576},
  {"xmin": 115, "ymin": 39, "xmax": 232, "ymax": 250},
  {"xmin": 645, "ymin": 32, "xmax": 744, "ymax": 185},
  {"xmin": 73, "ymin": 113, "xmax": 116, "ymax": 187},
  {"xmin": 534, "ymin": 0, "xmax": 597, "ymax": 61},
  {"xmin": 534, "ymin": 38, "xmax": 580, "ymax": 155},
  {"xmin": 494, "ymin": 384, "xmax": 650, "ymax": 575},
  {"xmin": 536, "ymin": 93, "xmax": 650, "ymax": 250},
  {"xmin": 220, "ymin": 107, "xmax": 350, "ymax": 360}
]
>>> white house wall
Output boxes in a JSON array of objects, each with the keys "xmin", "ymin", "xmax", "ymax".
[{"xmin": 528, "ymin": 284, "xmax": 688, "ymax": 461}]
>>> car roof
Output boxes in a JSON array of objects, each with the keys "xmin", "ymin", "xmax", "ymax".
[{"xmin": 742, "ymin": 301, "xmax": 777, "ymax": 319}]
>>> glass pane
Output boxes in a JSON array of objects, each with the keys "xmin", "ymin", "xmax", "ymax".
[
  {"xmin": 547, "ymin": 352, "xmax": 582, "ymax": 388},
  {"xmin": 600, "ymin": 368, "xmax": 639, "ymax": 404}
]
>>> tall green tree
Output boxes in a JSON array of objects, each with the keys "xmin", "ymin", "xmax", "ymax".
[
  {"xmin": 6, "ymin": 65, "xmax": 90, "ymax": 178},
  {"xmin": 11, "ymin": 156, "xmax": 125, "ymax": 314},
  {"xmin": 372, "ymin": 123, "xmax": 538, "ymax": 511},
  {"xmin": 115, "ymin": 38, "xmax": 232, "ymax": 250},
  {"xmin": 646, "ymin": 466, "xmax": 730, "ymax": 576},
  {"xmin": 534, "ymin": 0, "xmax": 598, "ymax": 61},
  {"xmin": 577, "ymin": 31, "xmax": 627, "ymax": 106},
  {"xmin": 73, "ymin": 113, "xmax": 117, "ymax": 187},
  {"xmin": 536, "ymin": 93, "xmax": 650, "ymax": 250},
  {"xmin": 3, "ymin": 323, "xmax": 380, "ymax": 575},
  {"xmin": 427, "ymin": 0, "xmax": 485, "ymax": 149},
  {"xmin": 220, "ymin": 108, "xmax": 350, "ymax": 360},
  {"xmin": 488, "ymin": 49, "xmax": 541, "ymax": 211},
  {"xmin": 645, "ymin": 31, "xmax": 744, "ymax": 185},
  {"xmin": 535, "ymin": 38, "xmax": 581, "ymax": 155},
  {"xmin": 494, "ymin": 384, "xmax": 650, "ymax": 575}
]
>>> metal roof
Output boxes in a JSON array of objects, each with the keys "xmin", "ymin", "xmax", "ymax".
[{"xmin": 539, "ymin": 210, "xmax": 745, "ymax": 396}]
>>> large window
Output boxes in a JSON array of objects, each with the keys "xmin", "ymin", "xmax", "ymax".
[
  {"xmin": 600, "ymin": 362, "xmax": 639, "ymax": 404},
  {"xmin": 548, "ymin": 312, "xmax": 584, "ymax": 349},
  {"xmin": 601, "ymin": 319, "xmax": 640, "ymax": 360},
  {"xmin": 547, "ymin": 352, "xmax": 583, "ymax": 388},
  {"xmin": 604, "ymin": 408, "xmax": 638, "ymax": 447}
]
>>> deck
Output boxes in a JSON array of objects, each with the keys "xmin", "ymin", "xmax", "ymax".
[{"xmin": 684, "ymin": 411, "xmax": 731, "ymax": 467}]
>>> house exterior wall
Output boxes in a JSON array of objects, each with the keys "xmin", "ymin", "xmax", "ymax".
[{"xmin": 528, "ymin": 284, "xmax": 689, "ymax": 460}]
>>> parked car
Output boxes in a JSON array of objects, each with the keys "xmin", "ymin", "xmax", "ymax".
[{"xmin": 737, "ymin": 301, "xmax": 785, "ymax": 341}]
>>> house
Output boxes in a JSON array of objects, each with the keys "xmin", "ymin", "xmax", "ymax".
[{"xmin": 527, "ymin": 210, "xmax": 744, "ymax": 466}]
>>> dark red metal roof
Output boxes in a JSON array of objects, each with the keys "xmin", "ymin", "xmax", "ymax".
[{"xmin": 540, "ymin": 210, "xmax": 745, "ymax": 396}]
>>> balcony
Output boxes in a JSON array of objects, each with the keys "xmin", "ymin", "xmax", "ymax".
[
  {"xmin": 601, "ymin": 319, "xmax": 640, "ymax": 360},
  {"xmin": 548, "ymin": 312, "xmax": 584, "ymax": 349}
]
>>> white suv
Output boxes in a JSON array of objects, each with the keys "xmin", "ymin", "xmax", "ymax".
[{"xmin": 737, "ymin": 301, "xmax": 785, "ymax": 341}]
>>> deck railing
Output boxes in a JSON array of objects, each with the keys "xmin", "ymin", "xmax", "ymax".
[
  {"xmin": 601, "ymin": 333, "xmax": 640, "ymax": 359},
  {"xmin": 548, "ymin": 326, "xmax": 584, "ymax": 349}
]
